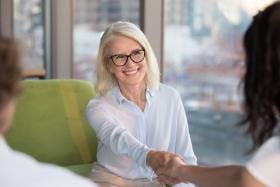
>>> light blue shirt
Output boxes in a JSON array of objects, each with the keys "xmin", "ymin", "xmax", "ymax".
[{"xmin": 86, "ymin": 83, "xmax": 197, "ymax": 186}]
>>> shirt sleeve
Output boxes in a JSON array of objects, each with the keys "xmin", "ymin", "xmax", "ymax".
[
  {"xmin": 86, "ymin": 99, "xmax": 154, "ymax": 180},
  {"xmin": 173, "ymin": 93, "xmax": 197, "ymax": 187},
  {"xmin": 174, "ymin": 93, "xmax": 197, "ymax": 165}
]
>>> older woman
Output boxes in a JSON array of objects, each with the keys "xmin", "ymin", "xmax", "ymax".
[{"xmin": 86, "ymin": 21, "xmax": 197, "ymax": 187}]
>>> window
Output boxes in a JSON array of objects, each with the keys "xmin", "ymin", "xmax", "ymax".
[
  {"xmin": 73, "ymin": 0, "xmax": 141, "ymax": 82},
  {"xmin": 164, "ymin": 0, "xmax": 276, "ymax": 165},
  {"xmin": 13, "ymin": 0, "xmax": 46, "ymax": 78}
]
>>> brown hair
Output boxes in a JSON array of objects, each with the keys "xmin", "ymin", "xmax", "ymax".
[
  {"xmin": 241, "ymin": 1, "xmax": 280, "ymax": 150},
  {"xmin": 0, "ymin": 37, "xmax": 21, "ymax": 110}
]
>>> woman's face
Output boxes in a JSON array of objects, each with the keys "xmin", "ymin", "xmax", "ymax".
[{"xmin": 106, "ymin": 35, "xmax": 147, "ymax": 88}]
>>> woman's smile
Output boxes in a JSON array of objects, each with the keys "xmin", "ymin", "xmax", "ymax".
[{"xmin": 122, "ymin": 68, "xmax": 140, "ymax": 76}]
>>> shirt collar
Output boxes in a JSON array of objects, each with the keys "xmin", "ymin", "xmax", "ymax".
[
  {"xmin": 110, "ymin": 86, "xmax": 126, "ymax": 104},
  {"xmin": 146, "ymin": 87, "xmax": 155, "ymax": 106},
  {"xmin": 109, "ymin": 86, "xmax": 156, "ymax": 105}
]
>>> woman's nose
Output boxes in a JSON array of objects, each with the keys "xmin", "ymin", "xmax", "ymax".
[{"xmin": 125, "ymin": 56, "xmax": 134, "ymax": 67}]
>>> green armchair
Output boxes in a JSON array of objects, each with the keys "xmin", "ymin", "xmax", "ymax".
[{"xmin": 6, "ymin": 79, "xmax": 98, "ymax": 177}]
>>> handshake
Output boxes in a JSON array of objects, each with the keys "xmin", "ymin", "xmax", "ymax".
[{"xmin": 146, "ymin": 150, "xmax": 190, "ymax": 185}]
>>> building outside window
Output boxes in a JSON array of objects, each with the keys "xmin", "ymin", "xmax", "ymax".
[
  {"xmin": 164, "ymin": 0, "xmax": 276, "ymax": 165},
  {"xmin": 13, "ymin": 0, "xmax": 45, "ymax": 78}
]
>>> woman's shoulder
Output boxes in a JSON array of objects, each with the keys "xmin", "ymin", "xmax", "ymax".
[
  {"xmin": 266, "ymin": 136, "xmax": 280, "ymax": 146},
  {"xmin": 86, "ymin": 94, "xmax": 116, "ymax": 111},
  {"xmin": 157, "ymin": 83, "xmax": 181, "ymax": 98},
  {"xmin": 256, "ymin": 136, "xmax": 280, "ymax": 156},
  {"xmin": 247, "ymin": 136, "xmax": 280, "ymax": 170},
  {"xmin": 246, "ymin": 136, "xmax": 280, "ymax": 186}
]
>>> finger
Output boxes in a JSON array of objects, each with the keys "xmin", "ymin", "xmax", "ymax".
[
  {"xmin": 156, "ymin": 160, "xmax": 177, "ymax": 175},
  {"xmin": 147, "ymin": 151, "xmax": 169, "ymax": 168},
  {"xmin": 154, "ymin": 165, "xmax": 166, "ymax": 175},
  {"xmin": 157, "ymin": 175, "xmax": 172, "ymax": 185},
  {"xmin": 156, "ymin": 166, "xmax": 165, "ymax": 175},
  {"xmin": 157, "ymin": 174, "xmax": 181, "ymax": 185}
]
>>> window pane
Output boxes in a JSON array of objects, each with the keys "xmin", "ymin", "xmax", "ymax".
[
  {"xmin": 13, "ymin": 0, "xmax": 45, "ymax": 78},
  {"xmin": 73, "ymin": 0, "xmax": 140, "ymax": 82},
  {"xmin": 164, "ymin": 0, "xmax": 276, "ymax": 165}
]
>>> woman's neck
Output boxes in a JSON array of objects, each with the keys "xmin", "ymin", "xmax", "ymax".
[{"xmin": 118, "ymin": 83, "xmax": 146, "ymax": 111}]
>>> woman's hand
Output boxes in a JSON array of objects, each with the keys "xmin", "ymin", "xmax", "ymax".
[{"xmin": 146, "ymin": 150, "xmax": 186, "ymax": 185}]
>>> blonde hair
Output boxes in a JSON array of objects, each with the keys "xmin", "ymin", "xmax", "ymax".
[{"xmin": 96, "ymin": 21, "xmax": 160, "ymax": 95}]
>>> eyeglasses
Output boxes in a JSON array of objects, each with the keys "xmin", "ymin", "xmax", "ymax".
[{"xmin": 108, "ymin": 49, "xmax": 145, "ymax": 66}]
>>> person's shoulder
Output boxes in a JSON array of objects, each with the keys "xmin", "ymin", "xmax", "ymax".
[
  {"xmin": 36, "ymin": 162, "xmax": 97, "ymax": 187},
  {"xmin": 246, "ymin": 136, "xmax": 280, "ymax": 187},
  {"xmin": 265, "ymin": 136, "xmax": 280, "ymax": 147},
  {"xmin": 256, "ymin": 136, "xmax": 280, "ymax": 156},
  {"xmin": 87, "ymin": 95, "xmax": 105, "ymax": 106},
  {"xmin": 1, "ymin": 144, "xmax": 97, "ymax": 187},
  {"xmin": 157, "ymin": 83, "xmax": 181, "ymax": 98},
  {"xmin": 247, "ymin": 136, "xmax": 280, "ymax": 168},
  {"xmin": 87, "ymin": 94, "xmax": 115, "ymax": 109}
]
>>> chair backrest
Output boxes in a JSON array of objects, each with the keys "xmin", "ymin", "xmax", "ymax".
[{"xmin": 6, "ymin": 79, "xmax": 98, "ymax": 166}]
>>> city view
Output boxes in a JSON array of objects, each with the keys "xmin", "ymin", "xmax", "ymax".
[
  {"xmin": 164, "ymin": 0, "xmax": 276, "ymax": 165},
  {"xmin": 13, "ymin": 0, "xmax": 44, "ymax": 73}
]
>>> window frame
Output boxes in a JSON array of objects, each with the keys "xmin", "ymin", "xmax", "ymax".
[
  {"xmin": 142, "ymin": 0, "xmax": 164, "ymax": 81},
  {"xmin": 0, "ymin": 0, "xmax": 13, "ymax": 38}
]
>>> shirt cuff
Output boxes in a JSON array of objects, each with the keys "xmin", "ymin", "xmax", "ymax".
[{"xmin": 139, "ymin": 147, "xmax": 156, "ymax": 181}]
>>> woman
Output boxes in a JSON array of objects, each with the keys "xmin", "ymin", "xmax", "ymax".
[
  {"xmin": 0, "ymin": 37, "xmax": 97, "ymax": 187},
  {"xmin": 156, "ymin": 2, "xmax": 280, "ymax": 187},
  {"xmin": 86, "ymin": 21, "xmax": 197, "ymax": 186}
]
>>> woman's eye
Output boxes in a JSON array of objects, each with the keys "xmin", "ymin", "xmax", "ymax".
[
  {"xmin": 132, "ymin": 50, "xmax": 141, "ymax": 55},
  {"xmin": 115, "ymin": 54, "xmax": 126, "ymax": 59}
]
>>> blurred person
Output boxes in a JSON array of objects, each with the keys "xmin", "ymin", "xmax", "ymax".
[
  {"xmin": 156, "ymin": 1, "xmax": 280, "ymax": 187},
  {"xmin": 86, "ymin": 21, "xmax": 197, "ymax": 187},
  {"xmin": 0, "ymin": 37, "xmax": 98, "ymax": 187}
]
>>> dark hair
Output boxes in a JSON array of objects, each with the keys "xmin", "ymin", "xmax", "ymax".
[
  {"xmin": 242, "ymin": 1, "xmax": 280, "ymax": 150},
  {"xmin": 0, "ymin": 37, "xmax": 21, "ymax": 110}
]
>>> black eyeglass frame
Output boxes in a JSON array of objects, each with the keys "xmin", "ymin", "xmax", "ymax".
[{"xmin": 107, "ymin": 49, "xmax": 146, "ymax": 67}]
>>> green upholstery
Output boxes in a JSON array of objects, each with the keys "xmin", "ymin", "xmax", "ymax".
[{"xmin": 6, "ymin": 79, "xmax": 98, "ymax": 177}]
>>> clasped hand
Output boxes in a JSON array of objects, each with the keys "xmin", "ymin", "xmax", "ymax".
[{"xmin": 147, "ymin": 150, "xmax": 187, "ymax": 185}]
